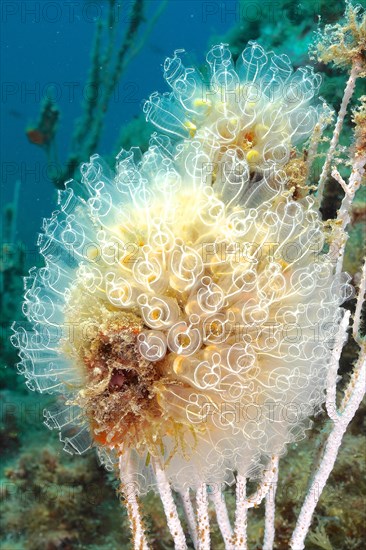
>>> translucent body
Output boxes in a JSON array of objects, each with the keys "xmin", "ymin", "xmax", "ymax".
[{"xmin": 12, "ymin": 43, "xmax": 351, "ymax": 493}]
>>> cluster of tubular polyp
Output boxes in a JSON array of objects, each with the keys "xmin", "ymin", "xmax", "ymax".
[
  {"xmin": 12, "ymin": 42, "xmax": 353, "ymax": 493},
  {"xmin": 144, "ymin": 42, "xmax": 323, "ymax": 174},
  {"xmin": 69, "ymin": 161, "xmax": 351, "ymax": 491}
]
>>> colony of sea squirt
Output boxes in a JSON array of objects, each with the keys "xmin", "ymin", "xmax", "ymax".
[{"xmin": 12, "ymin": 42, "xmax": 352, "ymax": 493}]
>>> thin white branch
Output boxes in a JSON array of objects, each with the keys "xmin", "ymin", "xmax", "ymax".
[
  {"xmin": 290, "ymin": 347, "xmax": 366, "ymax": 549},
  {"xmin": 316, "ymin": 58, "xmax": 362, "ymax": 207},
  {"xmin": 210, "ymin": 487, "xmax": 234, "ymax": 549},
  {"xmin": 245, "ymin": 456, "xmax": 279, "ymax": 509},
  {"xmin": 340, "ymin": 344, "xmax": 366, "ymax": 414},
  {"xmin": 263, "ymin": 456, "xmax": 279, "ymax": 550},
  {"xmin": 119, "ymin": 456, "xmax": 149, "ymax": 550},
  {"xmin": 331, "ymin": 167, "xmax": 349, "ymax": 194},
  {"xmin": 353, "ymin": 259, "xmax": 366, "ymax": 345},
  {"xmin": 155, "ymin": 463, "xmax": 187, "ymax": 550},
  {"xmin": 179, "ymin": 489, "xmax": 198, "ymax": 549},
  {"xmin": 233, "ymin": 475, "xmax": 247, "ymax": 550},
  {"xmin": 196, "ymin": 483, "xmax": 210, "ymax": 550},
  {"xmin": 335, "ymin": 150, "xmax": 366, "ymax": 276},
  {"xmin": 326, "ymin": 310, "xmax": 351, "ymax": 421},
  {"xmin": 234, "ymin": 457, "xmax": 279, "ymax": 549},
  {"xmin": 305, "ymin": 113, "xmax": 326, "ymax": 183}
]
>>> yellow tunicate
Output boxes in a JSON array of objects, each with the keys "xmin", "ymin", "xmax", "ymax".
[
  {"xmin": 172, "ymin": 355, "xmax": 185, "ymax": 375},
  {"xmin": 184, "ymin": 120, "xmax": 197, "ymax": 137},
  {"xmin": 279, "ymin": 258, "xmax": 289, "ymax": 270},
  {"xmin": 151, "ymin": 309, "xmax": 160, "ymax": 320},
  {"xmin": 246, "ymin": 149, "xmax": 260, "ymax": 164},
  {"xmin": 86, "ymin": 246, "xmax": 100, "ymax": 261},
  {"xmin": 193, "ymin": 98, "xmax": 211, "ymax": 108},
  {"xmin": 246, "ymin": 102, "xmax": 257, "ymax": 112}
]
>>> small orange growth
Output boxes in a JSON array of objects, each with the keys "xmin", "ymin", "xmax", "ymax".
[
  {"xmin": 243, "ymin": 131, "xmax": 254, "ymax": 143},
  {"xmin": 26, "ymin": 128, "xmax": 47, "ymax": 145},
  {"xmin": 92, "ymin": 424, "xmax": 122, "ymax": 446},
  {"xmin": 26, "ymin": 98, "xmax": 59, "ymax": 149}
]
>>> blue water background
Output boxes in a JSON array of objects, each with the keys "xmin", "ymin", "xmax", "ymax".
[{"xmin": 1, "ymin": 0, "xmax": 239, "ymax": 250}]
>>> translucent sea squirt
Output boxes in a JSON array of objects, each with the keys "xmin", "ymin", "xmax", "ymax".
[{"xmin": 12, "ymin": 42, "xmax": 352, "ymax": 495}]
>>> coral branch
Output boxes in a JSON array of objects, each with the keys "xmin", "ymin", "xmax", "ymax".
[
  {"xmin": 234, "ymin": 457, "xmax": 279, "ymax": 548},
  {"xmin": 245, "ymin": 456, "xmax": 279, "ymax": 509},
  {"xmin": 179, "ymin": 489, "xmax": 198, "ymax": 549},
  {"xmin": 335, "ymin": 144, "xmax": 366, "ymax": 276},
  {"xmin": 118, "ymin": 0, "xmax": 168, "ymax": 77},
  {"xmin": 196, "ymin": 484, "xmax": 210, "ymax": 550},
  {"xmin": 305, "ymin": 104, "xmax": 333, "ymax": 185},
  {"xmin": 316, "ymin": 58, "xmax": 362, "ymax": 207},
  {"xmin": 263, "ymin": 456, "xmax": 279, "ymax": 550},
  {"xmin": 340, "ymin": 344, "xmax": 366, "ymax": 415},
  {"xmin": 154, "ymin": 463, "xmax": 187, "ymax": 549},
  {"xmin": 331, "ymin": 167, "xmax": 348, "ymax": 194},
  {"xmin": 233, "ymin": 475, "xmax": 247, "ymax": 550},
  {"xmin": 290, "ymin": 335, "xmax": 366, "ymax": 549},
  {"xmin": 210, "ymin": 488, "xmax": 234, "ymax": 549},
  {"xmin": 335, "ymin": 169, "xmax": 366, "ymax": 278},
  {"xmin": 353, "ymin": 259, "xmax": 366, "ymax": 345},
  {"xmin": 119, "ymin": 456, "xmax": 149, "ymax": 550},
  {"xmin": 326, "ymin": 310, "xmax": 351, "ymax": 421}
]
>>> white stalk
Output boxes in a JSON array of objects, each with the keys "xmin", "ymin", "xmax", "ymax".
[
  {"xmin": 233, "ymin": 475, "xmax": 247, "ymax": 550},
  {"xmin": 210, "ymin": 487, "xmax": 234, "ymax": 549},
  {"xmin": 263, "ymin": 455, "xmax": 279, "ymax": 550},
  {"xmin": 334, "ymin": 145, "xmax": 366, "ymax": 276},
  {"xmin": 244, "ymin": 455, "xmax": 279, "ymax": 509},
  {"xmin": 316, "ymin": 58, "xmax": 362, "ymax": 207},
  {"xmin": 331, "ymin": 167, "xmax": 348, "ymax": 194},
  {"xmin": 155, "ymin": 463, "xmax": 187, "ymax": 550},
  {"xmin": 326, "ymin": 310, "xmax": 351, "ymax": 421},
  {"xmin": 234, "ymin": 457, "xmax": 279, "ymax": 548},
  {"xmin": 179, "ymin": 489, "xmax": 198, "ymax": 549},
  {"xmin": 353, "ymin": 259, "xmax": 366, "ymax": 346},
  {"xmin": 119, "ymin": 456, "xmax": 149, "ymax": 550},
  {"xmin": 290, "ymin": 345, "xmax": 366, "ymax": 549},
  {"xmin": 196, "ymin": 483, "xmax": 210, "ymax": 550}
]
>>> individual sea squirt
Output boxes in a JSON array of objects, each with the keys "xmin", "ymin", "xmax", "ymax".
[{"xmin": 12, "ymin": 41, "xmax": 352, "ymax": 542}]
